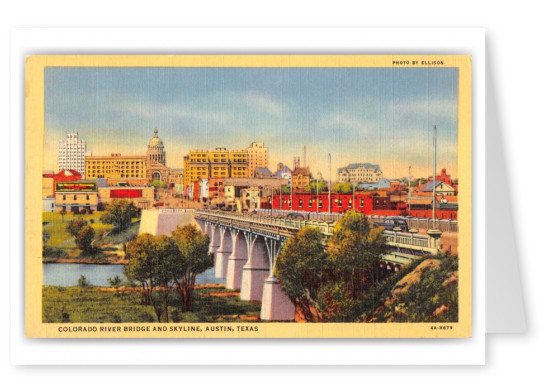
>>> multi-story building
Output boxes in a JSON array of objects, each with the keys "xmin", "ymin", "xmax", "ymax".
[
  {"xmin": 58, "ymin": 133, "xmax": 86, "ymax": 175},
  {"xmin": 291, "ymin": 167, "xmax": 310, "ymax": 190},
  {"xmin": 145, "ymin": 128, "xmax": 174, "ymax": 183},
  {"xmin": 246, "ymin": 141, "xmax": 268, "ymax": 177},
  {"xmin": 183, "ymin": 147, "xmax": 249, "ymax": 186},
  {"xmin": 54, "ymin": 181, "xmax": 99, "ymax": 213},
  {"xmin": 337, "ymin": 163, "xmax": 383, "ymax": 184},
  {"xmin": 85, "ymin": 154, "xmax": 146, "ymax": 179}
]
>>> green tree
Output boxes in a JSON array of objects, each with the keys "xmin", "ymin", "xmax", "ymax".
[
  {"xmin": 75, "ymin": 225, "xmax": 95, "ymax": 254},
  {"xmin": 304, "ymin": 179, "xmax": 328, "ymax": 194},
  {"xmin": 42, "ymin": 229, "xmax": 50, "ymax": 256},
  {"xmin": 328, "ymin": 211, "xmax": 387, "ymax": 302},
  {"xmin": 274, "ymin": 227, "xmax": 329, "ymax": 322},
  {"xmin": 169, "ymin": 225, "xmax": 213, "ymax": 312},
  {"xmin": 100, "ymin": 199, "xmax": 140, "ymax": 233},
  {"xmin": 280, "ymin": 185, "xmax": 291, "ymax": 195},
  {"xmin": 107, "ymin": 275, "xmax": 122, "ymax": 288},
  {"xmin": 151, "ymin": 180, "xmax": 167, "ymax": 188},
  {"xmin": 66, "ymin": 217, "xmax": 88, "ymax": 237},
  {"xmin": 125, "ymin": 233, "xmax": 175, "ymax": 322},
  {"xmin": 333, "ymin": 182, "xmax": 353, "ymax": 194},
  {"xmin": 77, "ymin": 275, "xmax": 90, "ymax": 288}
]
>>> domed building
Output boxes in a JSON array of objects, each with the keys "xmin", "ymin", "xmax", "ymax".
[
  {"xmin": 145, "ymin": 128, "xmax": 172, "ymax": 183},
  {"xmin": 147, "ymin": 127, "xmax": 166, "ymax": 166}
]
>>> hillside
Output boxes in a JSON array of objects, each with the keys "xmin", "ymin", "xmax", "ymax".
[{"xmin": 365, "ymin": 254, "xmax": 459, "ymax": 323}]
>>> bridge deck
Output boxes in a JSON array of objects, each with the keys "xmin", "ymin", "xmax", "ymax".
[{"xmin": 195, "ymin": 210, "xmax": 439, "ymax": 256}]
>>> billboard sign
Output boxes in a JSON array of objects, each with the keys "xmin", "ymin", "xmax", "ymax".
[{"xmin": 55, "ymin": 181, "xmax": 97, "ymax": 192}]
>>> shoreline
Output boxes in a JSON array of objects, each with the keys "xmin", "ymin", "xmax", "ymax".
[{"xmin": 43, "ymin": 258, "xmax": 128, "ymax": 265}]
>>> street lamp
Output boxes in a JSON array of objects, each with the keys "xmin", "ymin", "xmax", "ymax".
[{"xmin": 352, "ymin": 181, "xmax": 356, "ymax": 211}]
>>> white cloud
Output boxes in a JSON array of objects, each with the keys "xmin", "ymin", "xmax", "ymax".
[{"xmin": 242, "ymin": 91, "xmax": 282, "ymax": 116}]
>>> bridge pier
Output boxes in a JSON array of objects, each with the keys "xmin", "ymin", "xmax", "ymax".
[
  {"xmin": 208, "ymin": 225, "xmax": 221, "ymax": 263},
  {"xmin": 215, "ymin": 228, "xmax": 232, "ymax": 279},
  {"xmin": 241, "ymin": 236, "xmax": 270, "ymax": 301},
  {"xmin": 226, "ymin": 231, "xmax": 249, "ymax": 290},
  {"xmin": 260, "ymin": 276, "xmax": 295, "ymax": 321}
]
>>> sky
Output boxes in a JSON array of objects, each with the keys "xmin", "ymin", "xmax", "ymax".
[{"xmin": 44, "ymin": 66, "xmax": 458, "ymax": 180}]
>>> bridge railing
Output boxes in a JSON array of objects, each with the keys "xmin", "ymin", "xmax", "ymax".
[
  {"xmin": 195, "ymin": 210, "xmax": 439, "ymax": 254},
  {"xmin": 253, "ymin": 209, "xmax": 458, "ymax": 232},
  {"xmin": 194, "ymin": 210, "xmax": 336, "ymax": 236},
  {"xmin": 382, "ymin": 230, "xmax": 436, "ymax": 255}
]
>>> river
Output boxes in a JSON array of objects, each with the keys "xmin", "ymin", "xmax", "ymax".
[{"xmin": 43, "ymin": 263, "xmax": 224, "ymax": 287}]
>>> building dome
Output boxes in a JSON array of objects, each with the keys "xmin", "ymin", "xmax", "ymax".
[{"xmin": 148, "ymin": 127, "xmax": 164, "ymax": 148}]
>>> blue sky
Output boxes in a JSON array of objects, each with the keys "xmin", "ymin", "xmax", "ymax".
[{"xmin": 44, "ymin": 66, "xmax": 458, "ymax": 179}]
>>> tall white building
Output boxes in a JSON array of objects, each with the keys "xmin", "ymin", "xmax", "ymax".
[{"xmin": 58, "ymin": 133, "xmax": 86, "ymax": 175}]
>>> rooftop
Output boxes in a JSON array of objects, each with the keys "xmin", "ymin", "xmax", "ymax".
[{"xmin": 338, "ymin": 163, "xmax": 381, "ymax": 173}]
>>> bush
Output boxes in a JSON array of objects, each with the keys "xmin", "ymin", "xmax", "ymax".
[
  {"xmin": 75, "ymin": 225, "xmax": 95, "ymax": 254},
  {"xmin": 108, "ymin": 276, "xmax": 122, "ymax": 288},
  {"xmin": 66, "ymin": 218, "xmax": 87, "ymax": 237},
  {"xmin": 43, "ymin": 246, "xmax": 68, "ymax": 259},
  {"xmin": 77, "ymin": 275, "xmax": 90, "ymax": 288}
]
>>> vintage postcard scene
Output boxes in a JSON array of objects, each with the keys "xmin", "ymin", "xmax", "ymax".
[{"xmin": 26, "ymin": 55, "xmax": 471, "ymax": 338}]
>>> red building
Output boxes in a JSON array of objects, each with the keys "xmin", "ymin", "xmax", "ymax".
[
  {"xmin": 268, "ymin": 191, "xmax": 457, "ymax": 220},
  {"xmin": 50, "ymin": 170, "xmax": 83, "ymax": 195},
  {"xmin": 271, "ymin": 192, "xmax": 402, "ymax": 216}
]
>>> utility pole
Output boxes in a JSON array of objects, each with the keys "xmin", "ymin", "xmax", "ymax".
[
  {"xmin": 408, "ymin": 165, "xmax": 411, "ymax": 216},
  {"xmin": 426, "ymin": 125, "xmax": 442, "ymax": 252},
  {"xmin": 328, "ymin": 153, "xmax": 332, "ymax": 215},
  {"xmin": 352, "ymin": 182, "xmax": 356, "ymax": 211},
  {"xmin": 432, "ymin": 125, "xmax": 436, "ymax": 228}
]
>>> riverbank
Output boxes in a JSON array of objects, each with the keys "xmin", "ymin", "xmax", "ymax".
[{"xmin": 43, "ymin": 257, "xmax": 128, "ymax": 265}]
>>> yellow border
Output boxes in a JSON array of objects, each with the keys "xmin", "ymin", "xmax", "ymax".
[{"xmin": 26, "ymin": 55, "xmax": 472, "ymax": 338}]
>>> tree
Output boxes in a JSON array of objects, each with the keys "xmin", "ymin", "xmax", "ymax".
[
  {"xmin": 42, "ymin": 229, "xmax": 50, "ymax": 256},
  {"xmin": 304, "ymin": 179, "xmax": 328, "ymax": 194},
  {"xmin": 274, "ymin": 227, "xmax": 329, "ymax": 321},
  {"xmin": 169, "ymin": 225, "xmax": 212, "ymax": 312},
  {"xmin": 66, "ymin": 217, "xmax": 88, "ymax": 237},
  {"xmin": 59, "ymin": 209, "xmax": 67, "ymax": 222},
  {"xmin": 75, "ymin": 225, "xmax": 95, "ymax": 254},
  {"xmin": 125, "ymin": 233, "xmax": 175, "ymax": 322},
  {"xmin": 280, "ymin": 185, "xmax": 291, "ymax": 195},
  {"xmin": 328, "ymin": 211, "xmax": 387, "ymax": 301},
  {"xmin": 332, "ymin": 182, "xmax": 353, "ymax": 194},
  {"xmin": 100, "ymin": 199, "xmax": 140, "ymax": 233},
  {"xmin": 77, "ymin": 275, "xmax": 90, "ymax": 288},
  {"xmin": 107, "ymin": 275, "xmax": 122, "ymax": 288}
]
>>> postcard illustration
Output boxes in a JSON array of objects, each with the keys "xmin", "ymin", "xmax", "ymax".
[{"xmin": 26, "ymin": 55, "xmax": 472, "ymax": 338}]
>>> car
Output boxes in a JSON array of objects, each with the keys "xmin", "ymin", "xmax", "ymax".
[
  {"xmin": 286, "ymin": 212, "xmax": 305, "ymax": 220},
  {"xmin": 153, "ymin": 202, "xmax": 164, "ymax": 207},
  {"xmin": 374, "ymin": 217, "xmax": 409, "ymax": 232}
]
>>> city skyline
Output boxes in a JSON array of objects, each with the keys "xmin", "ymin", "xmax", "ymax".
[{"xmin": 44, "ymin": 66, "xmax": 458, "ymax": 179}]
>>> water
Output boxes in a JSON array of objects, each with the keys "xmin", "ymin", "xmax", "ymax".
[{"xmin": 43, "ymin": 263, "xmax": 224, "ymax": 287}]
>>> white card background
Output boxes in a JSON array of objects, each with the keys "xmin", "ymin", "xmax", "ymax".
[{"xmin": 10, "ymin": 27, "xmax": 486, "ymax": 365}]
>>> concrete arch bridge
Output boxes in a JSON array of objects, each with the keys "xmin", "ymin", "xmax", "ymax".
[{"xmin": 194, "ymin": 210, "xmax": 442, "ymax": 321}]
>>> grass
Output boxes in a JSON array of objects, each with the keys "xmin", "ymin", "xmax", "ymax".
[
  {"xmin": 43, "ymin": 212, "xmax": 112, "ymax": 248},
  {"xmin": 43, "ymin": 212, "xmax": 140, "ymax": 260},
  {"xmin": 42, "ymin": 286, "xmax": 261, "ymax": 323},
  {"xmin": 96, "ymin": 220, "xmax": 140, "ymax": 245}
]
